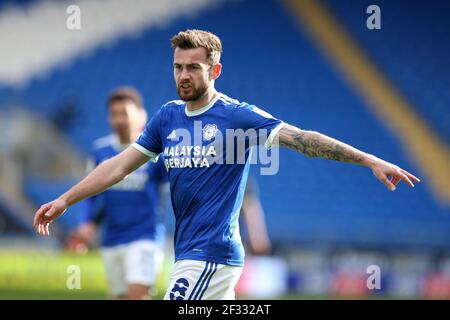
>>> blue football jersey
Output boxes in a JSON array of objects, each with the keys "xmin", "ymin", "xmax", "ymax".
[
  {"xmin": 79, "ymin": 134, "xmax": 168, "ymax": 247},
  {"xmin": 133, "ymin": 93, "xmax": 284, "ymax": 266}
]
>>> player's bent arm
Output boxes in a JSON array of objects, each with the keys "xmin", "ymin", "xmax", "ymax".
[
  {"xmin": 33, "ymin": 146, "xmax": 151, "ymax": 235},
  {"xmin": 276, "ymin": 124, "xmax": 420, "ymax": 191},
  {"xmin": 60, "ymin": 146, "xmax": 149, "ymax": 206}
]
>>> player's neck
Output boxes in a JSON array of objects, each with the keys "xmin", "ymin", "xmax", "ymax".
[
  {"xmin": 186, "ymin": 88, "xmax": 218, "ymax": 112},
  {"xmin": 118, "ymin": 137, "xmax": 131, "ymax": 145},
  {"xmin": 116, "ymin": 126, "xmax": 143, "ymax": 145},
  {"xmin": 117, "ymin": 133, "xmax": 132, "ymax": 145}
]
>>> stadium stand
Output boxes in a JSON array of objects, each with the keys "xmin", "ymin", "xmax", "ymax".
[{"xmin": 325, "ymin": 0, "xmax": 450, "ymax": 144}]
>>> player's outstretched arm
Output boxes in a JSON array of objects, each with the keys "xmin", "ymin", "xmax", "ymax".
[
  {"xmin": 277, "ymin": 124, "xmax": 420, "ymax": 191},
  {"xmin": 33, "ymin": 146, "xmax": 150, "ymax": 236}
]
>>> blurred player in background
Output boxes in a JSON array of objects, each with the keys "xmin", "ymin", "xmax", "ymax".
[
  {"xmin": 34, "ymin": 29, "xmax": 420, "ymax": 300},
  {"xmin": 240, "ymin": 175, "xmax": 271, "ymax": 256},
  {"xmin": 67, "ymin": 87, "xmax": 168, "ymax": 299}
]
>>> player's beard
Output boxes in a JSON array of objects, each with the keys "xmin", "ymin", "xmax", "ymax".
[{"xmin": 177, "ymin": 81, "xmax": 208, "ymax": 102}]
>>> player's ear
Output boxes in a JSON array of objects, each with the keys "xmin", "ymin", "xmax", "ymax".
[{"xmin": 210, "ymin": 63, "xmax": 222, "ymax": 80}]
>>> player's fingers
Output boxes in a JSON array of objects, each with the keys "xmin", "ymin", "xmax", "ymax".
[
  {"xmin": 43, "ymin": 206, "xmax": 57, "ymax": 222},
  {"xmin": 45, "ymin": 223, "xmax": 50, "ymax": 236},
  {"xmin": 33, "ymin": 204, "xmax": 48, "ymax": 229},
  {"xmin": 390, "ymin": 176, "xmax": 400, "ymax": 186},
  {"xmin": 400, "ymin": 169, "xmax": 420, "ymax": 183},
  {"xmin": 35, "ymin": 217, "xmax": 45, "ymax": 234},
  {"xmin": 396, "ymin": 171, "xmax": 415, "ymax": 188},
  {"xmin": 380, "ymin": 175, "xmax": 396, "ymax": 191}
]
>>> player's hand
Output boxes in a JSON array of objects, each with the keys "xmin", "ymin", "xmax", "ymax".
[
  {"xmin": 65, "ymin": 222, "xmax": 96, "ymax": 254},
  {"xmin": 33, "ymin": 198, "xmax": 68, "ymax": 236},
  {"xmin": 369, "ymin": 158, "xmax": 420, "ymax": 191},
  {"xmin": 73, "ymin": 222, "xmax": 96, "ymax": 244}
]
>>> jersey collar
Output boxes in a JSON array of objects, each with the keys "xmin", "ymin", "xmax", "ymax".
[{"xmin": 184, "ymin": 93, "xmax": 221, "ymax": 117}]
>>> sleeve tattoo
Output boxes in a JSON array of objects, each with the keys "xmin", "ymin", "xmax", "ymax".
[{"xmin": 278, "ymin": 124, "xmax": 369, "ymax": 165}]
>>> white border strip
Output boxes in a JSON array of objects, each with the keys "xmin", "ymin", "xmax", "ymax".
[
  {"xmin": 264, "ymin": 122, "xmax": 286, "ymax": 149},
  {"xmin": 131, "ymin": 142, "xmax": 158, "ymax": 161}
]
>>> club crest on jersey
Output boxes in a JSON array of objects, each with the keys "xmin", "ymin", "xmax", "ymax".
[
  {"xmin": 167, "ymin": 129, "xmax": 177, "ymax": 140},
  {"xmin": 202, "ymin": 124, "xmax": 218, "ymax": 141}
]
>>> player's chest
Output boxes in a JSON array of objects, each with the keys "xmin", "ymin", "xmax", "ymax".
[{"xmin": 162, "ymin": 115, "xmax": 234, "ymax": 149}]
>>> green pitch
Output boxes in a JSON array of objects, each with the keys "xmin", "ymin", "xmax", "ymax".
[
  {"xmin": 0, "ymin": 249, "xmax": 171, "ymax": 300},
  {"xmin": 0, "ymin": 249, "xmax": 376, "ymax": 300}
]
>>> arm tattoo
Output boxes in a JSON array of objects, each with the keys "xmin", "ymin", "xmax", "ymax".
[{"xmin": 278, "ymin": 124, "xmax": 368, "ymax": 165}]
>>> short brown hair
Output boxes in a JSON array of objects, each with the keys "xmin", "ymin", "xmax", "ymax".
[
  {"xmin": 171, "ymin": 29, "xmax": 222, "ymax": 65},
  {"xmin": 107, "ymin": 86, "xmax": 144, "ymax": 109}
]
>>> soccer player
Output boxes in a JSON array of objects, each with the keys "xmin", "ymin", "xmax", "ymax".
[
  {"xmin": 33, "ymin": 30, "xmax": 420, "ymax": 300},
  {"xmin": 68, "ymin": 87, "xmax": 168, "ymax": 299}
]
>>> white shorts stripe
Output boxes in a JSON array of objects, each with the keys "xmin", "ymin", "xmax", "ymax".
[
  {"xmin": 188, "ymin": 261, "xmax": 210, "ymax": 300},
  {"xmin": 192, "ymin": 262, "xmax": 214, "ymax": 300},
  {"xmin": 198, "ymin": 263, "xmax": 218, "ymax": 300}
]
